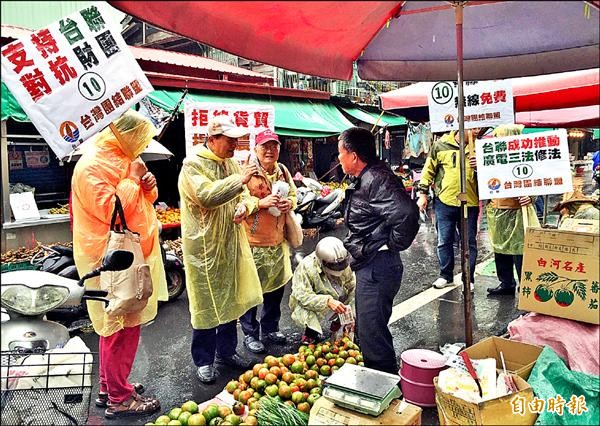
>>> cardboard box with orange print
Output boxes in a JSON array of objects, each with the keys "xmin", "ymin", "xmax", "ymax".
[{"xmin": 518, "ymin": 228, "xmax": 599, "ymax": 325}]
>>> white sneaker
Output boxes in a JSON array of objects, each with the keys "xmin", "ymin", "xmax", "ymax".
[
  {"xmin": 432, "ymin": 278, "xmax": 452, "ymax": 289},
  {"xmin": 470, "ymin": 282, "xmax": 475, "ymax": 292}
]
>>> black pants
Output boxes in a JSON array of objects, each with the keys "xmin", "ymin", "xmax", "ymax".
[
  {"xmin": 240, "ymin": 285, "xmax": 286, "ymax": 339},
  {"xmin": 191, "ymin": 320, "xmax": 237, "ymax": 367},
  {"xmin": 355, "ymin": 250, "xmax": 403, "ymax": 375},
  {"xmin": 495, "ymin": 252, "xmax": 523, "ymax": 288}
]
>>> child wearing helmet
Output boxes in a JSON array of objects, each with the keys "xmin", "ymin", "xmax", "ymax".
[{"xmin": 289, "ymin": 237, "xmax": 356, "ymax": 343}]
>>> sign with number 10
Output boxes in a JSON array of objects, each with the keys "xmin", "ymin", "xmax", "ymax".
[{"xmin": 1, "ymin": 3, "xmax": 152, "ymax": 159}]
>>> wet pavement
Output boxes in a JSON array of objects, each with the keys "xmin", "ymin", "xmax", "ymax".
[{"xmin": 82, "ymin": 206, "xmax": 551, "ymax": 425}]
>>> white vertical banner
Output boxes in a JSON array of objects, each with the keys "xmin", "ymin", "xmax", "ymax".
[
  {"xmin": 184, "ymin": 102, "xmax": 275, "ymax": 158},
  {"xmin": 1, "ymin": 2, "xmax": 153, "ymax": 159},
  {"xmin": 427, "ymin": 80, "xmax": 514, "ymax": 133},
  {"xmin": 475, "ymin": 129, "xmax": 572, "ymax": 199}
]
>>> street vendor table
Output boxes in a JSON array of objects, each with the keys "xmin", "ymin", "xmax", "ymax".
[{"xmin": 1, "ymin": 211, "xmax": 71, "ymax": 251}]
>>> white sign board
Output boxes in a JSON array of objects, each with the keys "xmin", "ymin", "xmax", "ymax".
[
  {"xmin": 0, "ymin": 3, "xmax": 153, "ymax": 159},
  {"xmin": 184, "ymin": 102, "xmax": 275, "ymax": 158},
  {"xmin": 9, "ymin": 192, "xmax": 40, "ymax": 221},
  {"xmin": 427, "ymin": 80, "xmax": 514, "ymax": 133},
  {"xmin": 475, "ymin": 129, "xmax": 572, "ymax": 200}
]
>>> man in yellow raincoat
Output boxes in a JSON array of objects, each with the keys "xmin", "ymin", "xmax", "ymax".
[
  {"xmin": 178, "ymin": 115, "xmax": 263, "ymax": 383},
  {"xmin": 72, "ymin": 110, "xmax": 168, "ymax": 418}
]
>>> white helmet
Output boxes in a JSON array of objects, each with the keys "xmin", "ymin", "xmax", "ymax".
[{"xmin": 315, "ymin": 237, "xmax": 349, "ymax": 277}]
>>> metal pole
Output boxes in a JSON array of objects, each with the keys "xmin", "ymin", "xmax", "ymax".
[
  {"xmin": 1, "ymin": 120, "xmax": 11, "ymax": 224},
  {"xmin": 454, "ymin": 2, "xmax": 473, "ymax": 347}
]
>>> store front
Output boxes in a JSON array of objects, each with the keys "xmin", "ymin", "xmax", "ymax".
[{"xmin": 1, "ymin": 83, "xmax": 353, "ymax": 248}]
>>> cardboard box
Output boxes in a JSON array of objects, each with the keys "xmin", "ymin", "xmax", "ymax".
[
  {"xmin": 309, "ymin": 397, "xmax": 422, "ymax": 425},
  {"xmin": 518, "ymin": 228, "xmax": 599, "ymax": 325},
  {"xmin": 434, "ymin": 375, "xmax": 537, "ymax": 425},
  {"xmin": 461, "ymin": 337, "xmax": 542, "ymax": 380}
]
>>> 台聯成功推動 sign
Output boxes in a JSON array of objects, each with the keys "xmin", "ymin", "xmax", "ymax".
[
  {"xmin": 427, "ymin": 80, "xmax": 514, "ymax": 133},
  {"xmin": 475, "ymin": 129, "xmax": 572, "ymax": 200},
  {"xmin": 184, "ymin": 102, "xmax": 275, "ymax": 158},
  {"xmin": 0, "ymin": 3, "xmax": 152, "ymax": 159}
]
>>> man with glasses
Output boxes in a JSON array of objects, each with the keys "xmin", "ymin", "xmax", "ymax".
[{"xmin": 178, "ymin": 115, "xmax": 262, "ymax": 383}]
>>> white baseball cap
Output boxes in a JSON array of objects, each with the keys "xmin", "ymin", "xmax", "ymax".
[{"xmin": 207, "ymin": 115, "xmax": 249, "ymax": 138}]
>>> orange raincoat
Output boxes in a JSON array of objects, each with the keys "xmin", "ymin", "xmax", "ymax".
[{"xmin": 71, "ymin": 111, "xmax": 168, "ymax": 337}]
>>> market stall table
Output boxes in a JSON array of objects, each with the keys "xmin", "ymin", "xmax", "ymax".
[{"xmin": 2, "ymin": 210, "xmax": 72, "ymax": 251}]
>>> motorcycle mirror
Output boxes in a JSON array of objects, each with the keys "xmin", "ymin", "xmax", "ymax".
[{"xmin": 101, "ymin": 250, "xmax": 134, "ymax": 272}]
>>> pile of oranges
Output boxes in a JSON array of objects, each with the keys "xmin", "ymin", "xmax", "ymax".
[{"xmin": 156, "ymin": 207, "xmax": 180, "ymax": 224}]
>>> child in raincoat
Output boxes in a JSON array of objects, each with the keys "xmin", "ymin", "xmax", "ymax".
[
  {"xmin": 71, "ymin": 110, "xmax": 167, "ymax": 418},
  {"xmin": 289, "ymin": 237, "xmax": 355, "ymax": 343}
]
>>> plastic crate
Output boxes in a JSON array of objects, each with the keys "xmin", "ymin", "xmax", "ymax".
[
  {"xmin": 1, "ymin": 350, "xmax": 96, "ymax": 425},
  {"xmin": 0, "ymin": 262, "xmax": 39, "ymax": 273}
]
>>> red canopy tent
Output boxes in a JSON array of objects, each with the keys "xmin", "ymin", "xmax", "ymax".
[
  {"xmin": 380, "ymin": 68, "xmax": 600, "ymax": 111},
  {"xmin": 516, "ymin": 105, "xmax": 599, "ymax": 128}
]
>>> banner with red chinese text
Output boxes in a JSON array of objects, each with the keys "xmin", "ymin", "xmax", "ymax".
[
  {"xmin": 0, "ymin": 3, "xmax": 152, "ymax": 159},
  {"xmin": 475, "ymin": 129, "xmax": 572, "ymax": 200},
  {"xmin": 184, "ymin": 102, "xmax": 275, "ymax": 160},
  {"xmin": 427, "ymin": 80, "xmax": 514, "ymax": 133}
]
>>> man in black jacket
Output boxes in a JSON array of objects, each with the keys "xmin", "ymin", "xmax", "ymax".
[{"xmin": 338, "ymin": 127, "xmax": 420, "ymax": 374}]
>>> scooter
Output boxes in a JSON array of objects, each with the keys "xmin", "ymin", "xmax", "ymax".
[
  {"xmin": 33, "ymin": 227, "xmax": 186, "ymax": 303},
  {"xmin": 295, "ymin": 187, "xmax": 344, "ymax": 232},
  {"xmin": 158, "ymin": 223, "xmax": 186, "ymax": 301},
  {"xmin": 1, "ymin": 250, "xmax": 133, "ymax": 353}
]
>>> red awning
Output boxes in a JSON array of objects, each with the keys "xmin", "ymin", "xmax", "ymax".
[
  {"xmin": 380, "ymin": 69, "xmax": 600, "ymax": 112},
  {"xmin": 516, "ymin": 105, "xmax": 599, "ymax": 128},
  {"xmin": 130, "ymin": 46, "xmax": 272, "ymax": 82}
]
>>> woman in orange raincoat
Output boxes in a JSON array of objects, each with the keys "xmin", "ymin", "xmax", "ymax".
[{"xmin": 71, "ymin": 110, "xmax": 167, "ymax": 418}]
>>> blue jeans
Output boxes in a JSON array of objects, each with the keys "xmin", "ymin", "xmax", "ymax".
[
  {"xmin": 355, "ymin": 250, "xmax": 403, "ymax": 375},
  {"xmin": 191, "ymin": 320, "xmax": 237, "ymax": 367},
  {"xmin": 434, "ymin": 199, "xmax": 479, "ymax": 283},
  {"xmin": 240, "ymin": 285, "xmax": 286, "ymax": 338}
]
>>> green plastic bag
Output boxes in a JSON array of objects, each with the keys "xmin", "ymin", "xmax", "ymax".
[{"xmin": 528, "ymin": 346, "xmax": 599, "ymax": 425}]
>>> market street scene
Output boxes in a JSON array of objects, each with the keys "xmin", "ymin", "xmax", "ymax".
[{"xmin": 0, "ymin": 1, "xmax": 599, "ymax": 425}]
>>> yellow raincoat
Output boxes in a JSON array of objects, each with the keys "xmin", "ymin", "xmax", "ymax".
[
  {"xmin": 71, "ymin": 111, "xmax": 168, "ymax": 337},
  {"xmin": 243, "ymin": 164, "xmax": 297, "ymax": 294},
  {"xmin": 178, "ymin": 146, "xmax": 262, "ymax": 330},
  {"xmin": 486, "ymin": 124, "xmax": 540, "ymax": 255},
  {"xmin": 289, "ymin": 253, "xmax": 356, "ymax": 335}
]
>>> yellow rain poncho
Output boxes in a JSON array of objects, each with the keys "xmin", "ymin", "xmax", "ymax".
[
  {"xmin": 289, "ymin": 252, "xmax": 355, "ymax": 335},
  {"xmin": 243, "ymin": 164, "xmax": 297, "ymax": 294},
  {"xmin": 486, "ymin": 124, "xmax": 539, "ymax": 255},
  {"xmin": 71, "ymin": 110, "xmax": 168, "ymax": 337},
  {"xmin": 487, "ymin": 204, "xmax": 539, "ymax": 254},
  {"xmin": 178, "ymin": 146, "xmax": 262, "ymax": 330}
]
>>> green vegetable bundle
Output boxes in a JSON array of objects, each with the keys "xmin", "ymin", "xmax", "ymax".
[{"xmin": 256, "ymin": 396, "xmax": 309, "ymax": 426}]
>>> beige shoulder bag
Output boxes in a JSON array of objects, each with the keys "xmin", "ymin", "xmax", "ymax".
[{"xmin": 100, "ymin": 196, "xmax": 153, "ymax": 316}]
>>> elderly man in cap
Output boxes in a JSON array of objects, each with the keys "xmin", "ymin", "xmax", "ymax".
[
  {"xmin": 240, "ymin": 129, "xmax": 297, "ymax": 353},
  {"xmin": 178, "ymin": 115, "xmax": 263, "ymax": 383}
]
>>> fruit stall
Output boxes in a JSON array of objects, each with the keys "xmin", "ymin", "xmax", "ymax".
[{"xmin": 144, "ymin": 337, "xmax": 424, "ymax": 426}]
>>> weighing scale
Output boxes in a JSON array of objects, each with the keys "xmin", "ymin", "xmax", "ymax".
[{"xmin": 322, "ymin": 363, "xmax": 402, "ymax": 416}]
